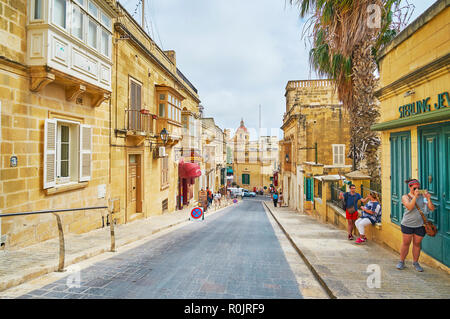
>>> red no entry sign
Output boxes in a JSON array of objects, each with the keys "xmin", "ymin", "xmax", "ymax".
[{"xmin": 191, "ymin": 207, "xmax": 203, "ymax": 220}]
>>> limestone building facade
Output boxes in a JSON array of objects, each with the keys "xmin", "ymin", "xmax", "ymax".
[
  {"xmin": 0, "ymin": 0, "xmax": 119, "ymax": 247},
  {"xmin": 110, "ymin": 3, "xmax": 201, "ymax": 223},
  {"xmin": 280, "ymin": 80, "xmax": 352, "ymax": 212},
  {"xmin": 229, "ymin": 119, "xmax": 278, "ymax": 192}
]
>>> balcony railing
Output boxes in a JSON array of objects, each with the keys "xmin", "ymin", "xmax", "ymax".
[
  {"xmin": 286, "ymin": 79, "xmax": 334, "ymax": 90},
  {"xmin": 125, "ymin": 109, "xmax": 155, "ymax": 134}
]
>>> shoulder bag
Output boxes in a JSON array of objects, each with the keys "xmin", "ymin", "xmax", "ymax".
[
  {"xmin": 344, "ymin": 193, "xmax": 356, "ymax": 214},
  {"xmin": 341, "ymin": 192, "xmax": 348, "ymax": 211},
  {"xmin": 407, "ymin": 194, "xmax": 437, "ymax": 237}
]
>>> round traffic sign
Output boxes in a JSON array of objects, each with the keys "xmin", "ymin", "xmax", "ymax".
[{"xmin": 191, "ymin": 207, "xmax": 203, "ymax": 219}]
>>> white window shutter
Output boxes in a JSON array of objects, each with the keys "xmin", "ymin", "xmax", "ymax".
[
  {"xmin": 340, "ymin": 145, "xmax": 345, "ymax": 165},
  {"xmin": 79, "ymin": 124, "xmax": 92, "ymax": 182},
  {"xmin": 44, "ymin": 119, "xmax": 57, "ymax": 189}
]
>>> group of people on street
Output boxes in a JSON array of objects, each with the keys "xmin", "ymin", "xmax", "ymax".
[
  {"xmin": 338, "ymin": 179, "xmax": 434, "ymax": 272},
  {"xmin": 203, "ymin": 187, "xmax": 225, "ymax": 210},
  {"xmin": 339, "ymin": 184, "xmax": 381, "ymax": 243},
  {"xmin": 266, "ymin": 179, "xmax": 438, "ymax": 273},
  {"xmin": 271, "ymin": 190, "xmax": 284, "ymax": 207}
]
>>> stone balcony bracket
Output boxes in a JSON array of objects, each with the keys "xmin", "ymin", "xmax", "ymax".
[
  {"xmin": 92, "ymin": 93, "xmax": 111, "ymax": 108},
  {"xmin": 29, "ymin": 68, "xmax": 55, "ymax": 92},
  {"xmin": 29, "ymin": 66, "xmax": 111, "ymax": 107},
  {"xmin": 66, "ymin": 84, "xmax": 86, "ymax": 102}
]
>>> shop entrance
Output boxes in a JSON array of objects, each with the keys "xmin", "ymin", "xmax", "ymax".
[{"xmin": 419, "ymin": 123, "xmax": 450, "ymax": 267}]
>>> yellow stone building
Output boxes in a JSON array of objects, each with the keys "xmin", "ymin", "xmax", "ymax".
[
  {"xmin": 0, "ymin": 0, "xmax": 119, "ymax": 247},
  {"xmin": 230, "ymin": 119, "xmax": 278, "ymax": 192},
  {"xmin": 0, "ymin": 0, "xmax": 203, "ymax": 249},
  {"xmin": 280, "ymin": 80, "xmax": 352, "ymax": 212},
  {"xmin": 200, "ymin": 117, "xmax": 226, "ymax": 193},
  {"xmin": 110, "ymin": 3, "xmax": 202, "ymax": 223},
  {"xmin": 371, "ymin": 0, "xmax": 450, "ymax": 271}
]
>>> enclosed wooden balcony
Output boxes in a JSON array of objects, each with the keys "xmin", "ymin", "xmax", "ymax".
[{"xmin": 156, "ymin": 117, "xmax": 182, "ymax": 146}]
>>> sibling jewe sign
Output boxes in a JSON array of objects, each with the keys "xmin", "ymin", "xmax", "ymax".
[{"xmin": 398, "ymin": 91, "xmax": 449, "ymax": 118}]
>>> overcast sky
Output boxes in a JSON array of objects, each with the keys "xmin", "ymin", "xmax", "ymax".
[{"xmin": 118, "ymin": 0, "xmax": 433, "ymax": 139}]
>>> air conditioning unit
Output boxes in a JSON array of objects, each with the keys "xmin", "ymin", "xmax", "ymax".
[{"xmin": 158, "ymin": 146, "xmax": 166, "ymax": 157}]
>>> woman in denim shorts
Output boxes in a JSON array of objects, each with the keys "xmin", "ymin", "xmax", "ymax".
[{"xmin": 397, "ymin": 179, "xmax": 435, "ymax": 272}]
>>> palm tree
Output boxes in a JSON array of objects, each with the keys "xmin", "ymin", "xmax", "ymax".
[{"xmin": 289, "ymin": 0, "xmax": 413, "ymax": 187}]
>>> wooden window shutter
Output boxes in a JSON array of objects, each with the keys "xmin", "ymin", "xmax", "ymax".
[
  {"xmin": 333, "ymin": 145, "xmax": 338, "ymax": 165},
  {"xmin": 136, "ymin": 83, "xmax": 141, "ymax": 110},
  {"xmin": 130, "ymin": 81, "xmax": 136, "ymax": 110},
  {"xmin": 79, "ymin": 124, "xmax": 92, "ymax": 182},
  {"xmin": 339, "ymin": 145, "xmax": 345, "ymax": 165},
  {"xmin": 44, "ymin": 119, "xmax": 57, "ymax": 189}
]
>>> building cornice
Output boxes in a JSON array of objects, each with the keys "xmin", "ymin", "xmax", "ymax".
[
  {"xmin": 375, "ymin": 53, "xmax": 450, "ymax": 100},
  {"xmin": 371, "ymin": 107, "xmax": 450, "ymax": 131}
]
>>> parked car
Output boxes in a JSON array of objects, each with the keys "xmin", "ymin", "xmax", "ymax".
[
  {"xmin": 228, "ymin": 187, "xmax": 244, "ymax": 197},
  {"xmin": 243, "ymin": 191, "xmax": 256, "ymax": 197}
]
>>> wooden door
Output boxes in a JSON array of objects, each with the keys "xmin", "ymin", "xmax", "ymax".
[
  {"xmin": 419, "ymin": 123, "xmax": 450, "ymax": 267},
  {"xmin": 129, "ymin": 155, "xmax": 137, "ymax": 215},
  {"xmin": 128, "ymin": 154, "xmax": 142, "ymax": 216},
  {"xmin": 390, "ymin": 132, "xmax": 411, "ymax": 225}
]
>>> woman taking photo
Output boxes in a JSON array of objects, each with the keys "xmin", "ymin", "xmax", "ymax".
[{"xmin": 397, "ymin": 179, "xmax": 435, "ymax": 272}]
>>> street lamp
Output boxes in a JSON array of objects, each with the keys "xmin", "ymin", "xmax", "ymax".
[{"xmin": 160, "ymin": 128, "xmax": 169, "ymax": 145}]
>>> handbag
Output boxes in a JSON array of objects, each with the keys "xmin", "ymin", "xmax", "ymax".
[{"xmin": 408, "ymin": 194, "xmax": 437, "ymax": 237}]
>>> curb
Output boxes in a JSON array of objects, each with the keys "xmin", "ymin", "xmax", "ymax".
[
  {"xmin": 0, "ymin": 201, "xmax": 238, "ymax": 293},
  {"xmin": 262, "ymin": 201, "xmax": 337, "ymax": 299}
]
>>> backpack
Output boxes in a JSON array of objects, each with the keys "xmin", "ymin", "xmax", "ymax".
[{"xmin": 273, "ymin": 194, "xmax": 278, "ymax": 200}]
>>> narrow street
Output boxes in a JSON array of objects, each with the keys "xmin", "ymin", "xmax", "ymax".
[{"xmin": 4, "ymin": 198, "xmax": 327, "ymax": 299}]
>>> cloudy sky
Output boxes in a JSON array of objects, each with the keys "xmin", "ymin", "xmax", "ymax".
[{"xmin": 118, "ymin": 0, "xmax": 433, "ymax": 139}]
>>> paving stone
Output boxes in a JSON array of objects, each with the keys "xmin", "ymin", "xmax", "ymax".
[
  {"xmin": 0, "ymin": 203, "xmax": 235, "ymax": 293},
  {"xmin": 264, "ymin": 201, "xmax": 450, "ymax": 299},
  {"xmin": 23, "ymin": 199, "xmax": 302, "ymax": 299}
]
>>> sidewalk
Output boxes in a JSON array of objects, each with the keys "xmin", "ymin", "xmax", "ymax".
[
  {"xmin": 263, "ymin": 201, "xmax": 450, "ymax": 299},
  {"xmin": 0, "ymin": 200, "xmax": 239, "ymax": 292}
]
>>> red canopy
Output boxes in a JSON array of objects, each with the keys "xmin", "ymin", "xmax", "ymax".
[{"xmin": 178, "ymin": 160, "xmax": 201, "ymax": 179}]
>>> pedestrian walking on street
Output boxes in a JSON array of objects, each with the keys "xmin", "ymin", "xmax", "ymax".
[
  {"xmin": 214, "ymin": 192, "xmax": 221, "ymax": 208},
  {"xmin": 397, "ymin": 179, "xmax": 435, "ymax": 272},
  {"xmin": 340, "ymin": 184, "xmax": 367, "ymax": 240},
  {"xmin": 206, "ymin": 187, "xmax": 213, "ymax": 208},
  {"xmin": 272, "ymin": 192, "xmax": 279, "ymax": 207},
  {"xmin": 355, "ymin": 192, "xmax": 382, "ymax": 244}
]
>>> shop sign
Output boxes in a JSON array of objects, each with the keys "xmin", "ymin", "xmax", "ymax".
[{"xmin": 398, "ymin": 91, "xmax": 449, "ymax": 119}]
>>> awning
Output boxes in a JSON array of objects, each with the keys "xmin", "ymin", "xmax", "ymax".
[
  {"xmin": 178, "ymin": 160, "xmax": 201, "ymax": 179},
  {"xmin": 313, "ymin": 175, "xmax": 347, "ymax": 182}
]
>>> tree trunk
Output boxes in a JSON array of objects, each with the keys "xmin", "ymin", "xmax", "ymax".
[{"xmin": 348, "ymin": 36, "xmax": 381, "ymax": 186}]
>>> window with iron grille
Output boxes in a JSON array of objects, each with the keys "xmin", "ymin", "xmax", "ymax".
[{"xmin": 162, "ymin": 198, "xmax": 168, "ymax": 212}]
